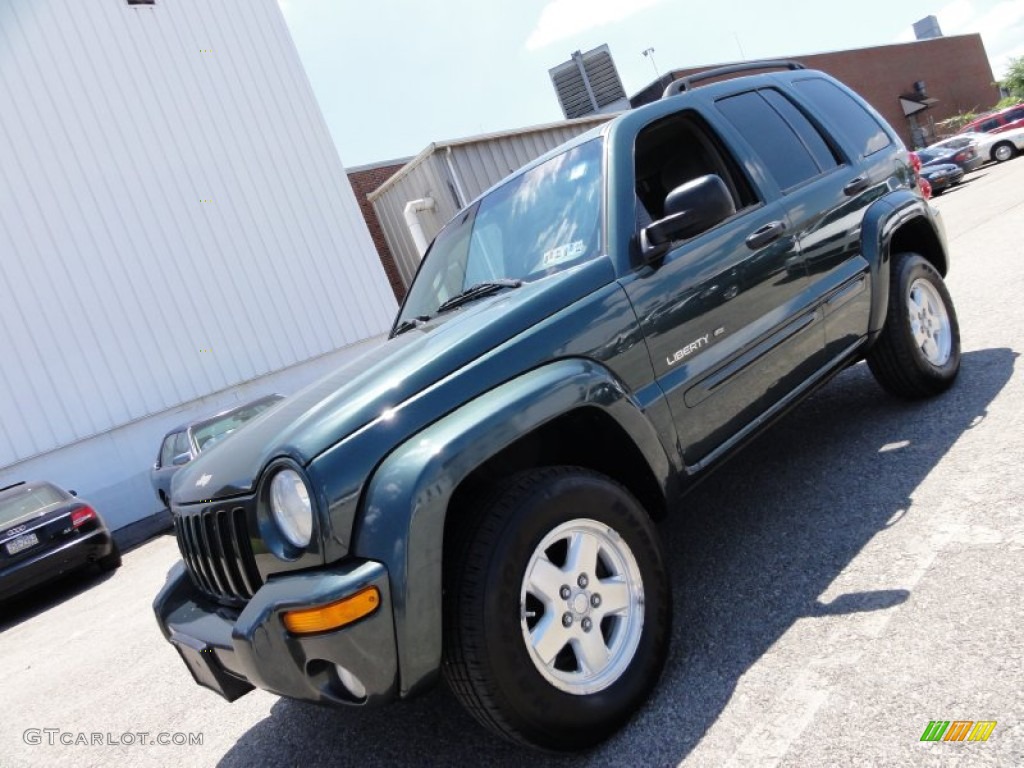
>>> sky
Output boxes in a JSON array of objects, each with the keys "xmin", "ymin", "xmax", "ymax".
[{"xmin": 277, "ymin": 0, "xmax": 1024, "ymax": 168}]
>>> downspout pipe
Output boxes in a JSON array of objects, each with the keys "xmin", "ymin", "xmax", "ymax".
[{"xmin": 403, "ymin": 197, "xmax": 436, "ymax": 258}]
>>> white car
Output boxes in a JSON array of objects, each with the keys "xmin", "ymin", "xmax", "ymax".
[{"xmin": 930, "ymin": 128, "xmax": 1024, "ymax": 163}]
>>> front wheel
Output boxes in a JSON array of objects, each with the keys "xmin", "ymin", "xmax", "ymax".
[
  {"xmin": 443, "ymin": 467, "xmax": 671, "ymax": 751},
  {"xmin": 867, "ymin": 252, "xmax": 960, "ymax": 398}
]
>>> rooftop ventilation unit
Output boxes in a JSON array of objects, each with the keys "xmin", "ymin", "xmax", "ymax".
[
  {"xmin": 549, "ymin": 44, "xmax": 629, "ymax": 119},
  {"xmin": 913, "ymin": 15, "xmax": 943, "ymax": 40}
]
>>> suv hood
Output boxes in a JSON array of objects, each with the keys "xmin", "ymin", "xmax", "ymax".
[{"xmin": 171, "ymin": 259, "xmax": 615, "ymax": 504}]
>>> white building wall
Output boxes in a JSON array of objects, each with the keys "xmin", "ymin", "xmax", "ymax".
[{"xmin": 0, "ymin": 0, "xmax": 396, "ymax": 528}]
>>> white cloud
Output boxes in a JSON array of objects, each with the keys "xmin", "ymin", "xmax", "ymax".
[
  {"xmin": 935, "ymin": 0, "xmax": 979, "ymax": 32},
  {"xmin": 525, "ymin": 0, "xmax": 666, "ymax": 51}
]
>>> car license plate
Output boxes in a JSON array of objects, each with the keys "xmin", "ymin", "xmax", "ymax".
[{"xmin": 5, "ymin": 531, "xmax": 39, "ymax": 555}]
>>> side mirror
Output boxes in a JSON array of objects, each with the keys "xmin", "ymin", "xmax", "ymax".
[
  {"xmin": 640, "ymin": 174, "xmax": 736, "ymax": 261},
  {"xmin": 68, "ymin": 490, "xmax": 77, "ymax": 497},
  {"xmin": 172, "ymin": 452, "xmax": 191, "ymax": 467}
]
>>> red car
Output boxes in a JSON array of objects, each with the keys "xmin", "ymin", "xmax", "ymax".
[{"xmin": 958, "ymin": 103, "xmax": 1024, "ymax": 135}]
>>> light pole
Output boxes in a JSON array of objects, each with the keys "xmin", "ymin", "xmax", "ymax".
[{"xmin": 642, "ymin": 47, "xmax": 660, "ymax": 80}]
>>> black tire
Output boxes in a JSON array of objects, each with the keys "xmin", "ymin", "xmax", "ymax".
[
  {"xmin": 992, "ymin": 141, "xmax": 1016, "ymax": 163},
  {"xmin": 867, "ymin": 252, "xmax": 960, "ymax": 398},
  {"xmin": 97, "ymin": 541, "xmax": 122, "ymax": 572},
  {"xmin": 443, "ymin": 467, "xmax": 670, "ymax": 751}
]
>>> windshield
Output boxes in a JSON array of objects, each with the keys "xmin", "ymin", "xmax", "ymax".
[
  {"xmin": 398, "ymin": 138, "xmax": 604, "ymax": 323},
  {"xmin": 0, "ymin": 483, "xmax": 66, "ymax": 525},
  {"xmin": 191, "ymin": 396, "xmax": 283, "ymax": 452},
  {"xmin": 916, "ymin": 149, "xmax": 943, "ymax": 162}
]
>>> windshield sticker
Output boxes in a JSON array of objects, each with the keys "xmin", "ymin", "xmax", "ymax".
[{"xmin": 542, "ymin": 240, "xmax": 586, "ymax": 268}]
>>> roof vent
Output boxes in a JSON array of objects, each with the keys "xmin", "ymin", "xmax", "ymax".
[{"xmin": 549, "ymin": 44, "xmax": 629, "ymax": 119}]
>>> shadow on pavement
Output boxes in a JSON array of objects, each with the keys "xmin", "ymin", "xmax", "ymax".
[
  {"xmin": 0, "ymin": 567, "xmax": 117, "ymax": 633},
  {"xmin": 218, "ymin": 347, "xmax": 1015, "ymax": 767}
]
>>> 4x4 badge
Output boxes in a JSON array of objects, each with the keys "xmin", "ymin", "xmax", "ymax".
[{"xmin": 195, "ymin": 474, "xmax": 212, "ymax": 488}]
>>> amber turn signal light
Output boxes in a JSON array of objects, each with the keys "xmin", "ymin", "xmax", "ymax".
[{"xmin": 282, "ymin": 587, "xmax": 380, "ymax": 634}]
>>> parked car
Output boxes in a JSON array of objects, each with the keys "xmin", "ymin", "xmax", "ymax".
[
  {"xmin": 0, "ymin": 481, "xmax": 120, "ymax": 601},
  {"xmin": 151, "ymin": 394, "xmax": 285, "ymax": 508},
  {"xmin": 915, "ymin": 144, "xmax": 982, "ymax": 174},
  {"xmin": 930, "ymin": 129, "xmax": 1024, "ymax": 164},
  {"xmin": 957, "ymin": 103, "xmax": 1024, "ymax": 135},
  {"xmin": 919, "ymin": 163, "xmax": 964, "ymax": 195},
  {"xmin": 155, "ymin": 61, "xmax": 959, "ymax": 751}
]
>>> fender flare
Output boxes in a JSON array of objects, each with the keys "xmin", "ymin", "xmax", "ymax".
[
  {"xmin": 861, "ymin": 191, "xmax": 942, "ymax": 337},
  {"xmin": 352, "ymin": 357, "xmax": 674, "ymax": 698}
]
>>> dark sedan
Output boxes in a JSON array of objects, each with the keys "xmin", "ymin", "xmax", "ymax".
[
  {"xmin": 916, "ymin": 144, "xmax": 982, "ymax": 174},
  {"xmin": 919, "ymin": 163, "xmax": 965, "ymax": 196},
  {"xmin": 0, "ymin": 481, "xmax": 120, "ymax": 602},
  {"xmin": 151, "ymin": 394, "xmax": 285, "ymax": 508}
]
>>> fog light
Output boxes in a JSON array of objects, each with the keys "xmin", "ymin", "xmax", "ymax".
[
  {"xmin": 335, "ymin": 664, "xmax": 367, "ymax": 700},
  {"xmin": 282, "ymin": 587, "xmax": 380, "ymax": 634}
]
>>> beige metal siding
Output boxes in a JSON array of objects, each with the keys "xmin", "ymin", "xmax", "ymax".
[
  {"xmin": 0, "ymin": 0, "xmax": 396, "ymax": 469},
  {"xmin": 369, "ymin": 155, "xmax": 460, "ymax": 286}
]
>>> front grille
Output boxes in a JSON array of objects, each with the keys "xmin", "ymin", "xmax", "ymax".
[{"xmin": 174, "ymin": 505, "xmax": 263, "ymax": 605}]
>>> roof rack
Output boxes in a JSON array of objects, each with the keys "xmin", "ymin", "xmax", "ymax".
[
  {"xmin": 662, "ymin": 60, "xmax": 806, "ymax": 99},
  {"xmin": 0, "ymin": 481, "xmax": 26, "ymax": 493}
]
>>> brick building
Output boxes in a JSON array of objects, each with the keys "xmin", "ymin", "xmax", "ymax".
[
  {"xmin": 347, "ymin": 159, "xmax": 411, "ymax": 302},
  {"xmin": 630, "ymin": 34, "xmax": 999, "ymax": 148}
]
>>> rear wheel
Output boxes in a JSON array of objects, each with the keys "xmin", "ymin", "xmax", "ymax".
[
  {"xmin": 992, "ymin": 142, "xmax": 1016, "ymax": 163},
  {"xmin": 443, "ymin": 467, "xmax": 670, "ymax": 751},
  {"xmin": 867, "ymin": 252, "xmax": 960, "ymax": 398}
]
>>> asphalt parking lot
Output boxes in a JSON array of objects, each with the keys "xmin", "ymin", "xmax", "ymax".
[{"xmin": 2, "ymin": 159, "xmax": 1023, "ymax": 768}]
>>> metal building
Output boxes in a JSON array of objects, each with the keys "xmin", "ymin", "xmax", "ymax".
[
  {"xmin": 367, "ymin": 115, "xmax": 615, "ymax": 287},
  {"xmin": 0, "ymin": 0, "xmax": 397, "ymax": 534}
]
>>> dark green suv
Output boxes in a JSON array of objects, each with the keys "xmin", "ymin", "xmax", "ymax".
[{"xmin": 154, "ymin": 62, "xmax": 959, "ymax": 751}]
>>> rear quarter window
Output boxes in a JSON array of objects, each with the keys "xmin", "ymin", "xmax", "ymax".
[{"xmin": 793, "ymin": 78, "xmax": 892, "ymax": 157}]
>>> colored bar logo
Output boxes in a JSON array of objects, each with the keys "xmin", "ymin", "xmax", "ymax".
[{"xmin": 920, "ymin": 721, "xmax": 997, "ymax": 742}]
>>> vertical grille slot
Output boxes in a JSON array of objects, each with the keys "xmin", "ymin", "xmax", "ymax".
[
  {"xmin": 215, "ymin": 510, "xmax": 245, "ymax": 598},
  {"xmin": 200, "ymin": 512, "xmax": 230, "ymax": 595},
  {"xmin": 233, "ymin": 506, "xmax": 262, "ymax": 596},
  {"xmin": 173, "ymin": 501, "xmax": 263, "ymax": 605}
]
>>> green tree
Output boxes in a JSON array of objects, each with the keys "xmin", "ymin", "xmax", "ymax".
[{"xmin": 1003, "ymin": 56, "xmax": 1024, "ymax": 99}]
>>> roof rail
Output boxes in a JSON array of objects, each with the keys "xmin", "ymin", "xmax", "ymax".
[
  {"xmin": 661, "ymin": 60, "xmax": 806, "ymax": 99},
  {"xmin": 0, "ymin": 481, "xmax": 26, "ymax": 493}
]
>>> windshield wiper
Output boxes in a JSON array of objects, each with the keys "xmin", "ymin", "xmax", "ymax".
[
  {"xmin": 392, "ymin": 315, "xmax": 431, "ymax": 336},
  {"xmin": 435, "ymin": 279, "xmax": 522, "ymax": 315}
]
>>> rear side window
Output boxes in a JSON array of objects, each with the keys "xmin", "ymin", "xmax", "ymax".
[
  {"xmin": 1006, "ymin": 107, "xmax": 1024, "ymax": 122},
  {"xmin": 978, "ymin": 118, "xmax": 1000, "ymax": 132},
  {"xmin": 793, "ymin": 78, "xmax": 891, "ymax": 157},
  {"xmin": 716, "ymin": 89, "xmax": 837, "ymax": 191}
]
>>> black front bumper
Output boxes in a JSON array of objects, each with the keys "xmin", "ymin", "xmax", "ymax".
[
  {"xmin": 0, "ymin": 528, "xmax": 115, "ymax": 601},
  {"xmin": 153, "ymin": 559, "xmax": 399, "ymax": 706}
]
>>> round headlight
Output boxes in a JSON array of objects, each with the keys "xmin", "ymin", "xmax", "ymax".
[{"xmin": 269, "ymin": 469, "xmax": 313, "ymax": 548}]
